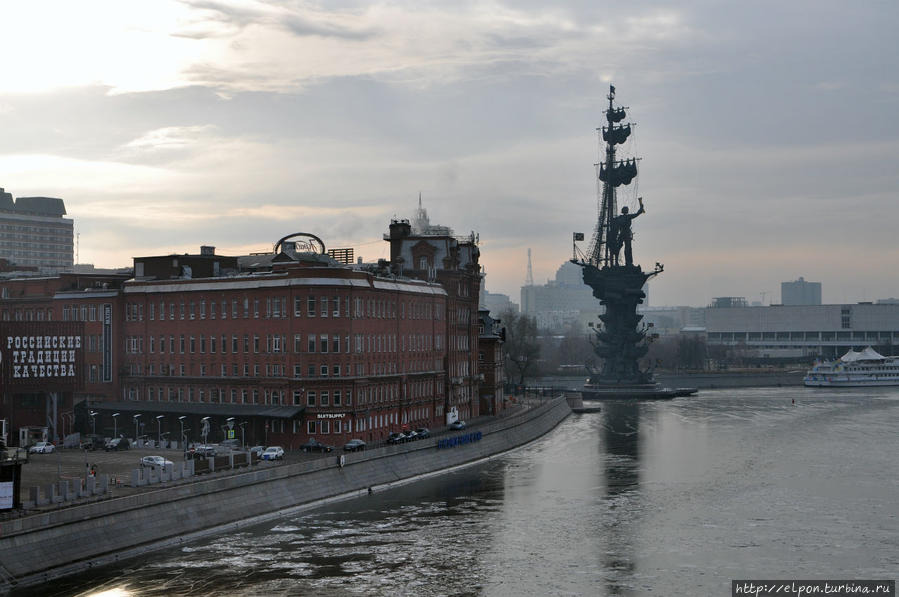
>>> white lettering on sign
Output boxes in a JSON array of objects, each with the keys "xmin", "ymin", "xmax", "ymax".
[
  {"xmin": 316, "ymin": 413, "xmax": 346, "ymax": 419},
  {"xmin": 6, "ymin": 335, "xmax": 81, "ymax": 378},
  {"xmin": 0, "ymin": 481, "xmax": 13, "ymax": 509}
]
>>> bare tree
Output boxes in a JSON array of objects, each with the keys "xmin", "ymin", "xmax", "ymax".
[{"xmin": 499, "ymin": 308, "xmax": 541, "ymax": 385}]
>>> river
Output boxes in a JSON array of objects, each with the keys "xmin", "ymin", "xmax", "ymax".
[{"xmin": 16, "ymin": 387, "xmax": 899, "ymax": 596}]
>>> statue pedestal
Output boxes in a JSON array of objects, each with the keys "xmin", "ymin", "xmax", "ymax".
[{"xmin": 580, "ymin": 263, "xmax": 696, "ymax": 400}]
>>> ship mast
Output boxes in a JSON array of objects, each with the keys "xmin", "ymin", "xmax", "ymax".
[{"xmin": 586, "ymin": 84, "xmax": 636, "ymax": 267}]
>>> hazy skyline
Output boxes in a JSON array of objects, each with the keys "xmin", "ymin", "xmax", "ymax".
[{"xmin": 1, "ymin": 1, "xmax": 897, "ymax": 306}]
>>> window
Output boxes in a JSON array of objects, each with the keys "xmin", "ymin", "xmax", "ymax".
[
  {"xmin": 294, "ymin": 334, "xmax": 302, "ymax": 353},
  {"xmin": 307, "ymin": 391, "xmax": 316, "ymax": 406},
  {"xmin": 332, "ymin": 335, "xmax": 340, "ymax": 353},
  {"xmin": 320, "ymin": 296, "xmax": 328, "ymax": 317},
  {"xmin": 294, "ymin": 297, "xmax": 303, "ymax": 317},
  {"xmin": 308, "ymin": 335, "xmax": 316, "ymax": 352},
  {"xmin": 179, "ymin": 335, "xmax": 185, "ymax": 354},
  {"xmin": 307, "ymin": 297, "xmax": 316, "ymax": 317},
  {"xmin": 333, "ymin": 297, "xmax": 340, "ymax": 317},
  {"xmin": 333, "ymin": 365, "xmax": 340, "ymax": 377},
  {"xmin": 307, "ymin": 420, "xmax": 316, "ymax": 434},
  {"xmin": 320, "ymin": 420, "xmax": 330, "ymax": 434},
  {"xmin": 320, "ymin": 334, "xmax": 328, "ymax": 353},
  {"xmin": 294, "ymin": 365, "xmax": 302, "ymax": 378},
  {"xmin": 321, "ymin": 391, "xmax": 329, "ymax": 406},
  {"xmin": 334, "ymin": 390, "xmax": 341, "ymax": 406},
  {"xmin": 320, "ymin": 365, "xmax": 328, "ymax": 377}
]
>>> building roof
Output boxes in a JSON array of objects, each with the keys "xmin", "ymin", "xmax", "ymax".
[{"xmin": 14, "ymin": 196, "xmax": 67, "ymax": 217}]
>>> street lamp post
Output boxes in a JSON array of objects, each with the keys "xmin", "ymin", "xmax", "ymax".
[
  {"xmin": 89, "ymin": 410, "xmax": 97, "ymax": 436},
  {"xmin": 156, "ymin": 415, "xmax": 164, "ymax": 447},
  {"xmin": 239, "ymin": 421, "xmax": 247, "ymax": 449},
  {"xmin": 112, "ymin": 412, "xmax": 120, "ymax": 438},
  {"xmin": 201, "ymin": 416, "xmax": 210, "ymax": 446},
  {"xmin": 133, "ymin": 414, "xmax": 141, "ymax": 444}
]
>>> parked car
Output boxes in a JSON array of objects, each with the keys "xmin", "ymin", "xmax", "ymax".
[
  {"xmin": 300, "ymin": 439, "xmax": 333, "ymax": 453},
  {"xmin": 193, "ymin": 444, "xmax": 218, "ymax": 456},
  {"xmin": 249, "ymin": 445, "xmax": 266, "ymax": 458},
  {"xmin": 140, "ymin": 455, "xmax": 174, "ymax": 469},
  {"xmin": 104, "ymin": 437, "xmax": 130, "ymax": 451},
  {"xmin": 80, "ymin": 435, "xmax": 106, "ymax": 451},
  {"xmin": 415, "ymin": 427, "xmax": 431, "ymax": 439},
  {"xmin": 28, "ymin": 441, "xmax": 55, "ymax": 454},
  {"xmin": 404, "ymin": 430, "xmax": 419, "ymax": 441},
  {"xmin": 387, "ymin": 432, "xmax": 407, "ymax": 444},
  {"xmin": 343, "ymin": 439, "xmax": 366, "ymax": 452},
  {"xmin": 450, "ymin": 420, "xmax": 467, "ymax": 430},
  {"xmin": 261, "ymin": 446, "xmax": 284, "ymax": 460},
  {"xmin": 220, "ymin": 439, "xmax": 241, "ymax": 451}
]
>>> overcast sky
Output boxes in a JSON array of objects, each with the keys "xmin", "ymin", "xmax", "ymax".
[{"xmin": 1, "ymin": 1, "xmax": 897, "ymax": 307}]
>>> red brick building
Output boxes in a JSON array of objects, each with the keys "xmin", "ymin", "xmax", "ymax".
[{"xmin": 0, "ymin": 214, "xmax": 498, "ymax": 450}]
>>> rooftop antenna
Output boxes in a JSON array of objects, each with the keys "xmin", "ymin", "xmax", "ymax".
[
  {"xmin": 76, "ymin": 232, "xmax": 80, "ymax": 265},
  {"xmin": 526, "ymin": 248, "xmax": 534, "ymax": 286}
]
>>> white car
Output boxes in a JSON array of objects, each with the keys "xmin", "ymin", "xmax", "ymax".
[
  {"xmin": 261, "ymin": 446, "xmax": 284, "ymax": 460},
  {"xmin": 28, "ymin": 441, "xmax": 55, "ymax": 454},
  {"xmin": 140, "ymin": 455, "xmax": 174, "ymax": 469}
]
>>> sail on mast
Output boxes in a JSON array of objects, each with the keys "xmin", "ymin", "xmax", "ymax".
[{"xmin": 586, "ymin": 85, "xmax": 639, "ymax": 267}]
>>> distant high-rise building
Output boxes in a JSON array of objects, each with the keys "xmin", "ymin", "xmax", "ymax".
[
  {"xmin": 781, "ymin": 277, "xmax": 822, "ymax": 306},
  {"xmin": 0, "ymin": 187, "xmax": 73, "ymax": 274},
  {"xmin": 521, "ymin": 261, "xmax": 599, "ymax": 330}
]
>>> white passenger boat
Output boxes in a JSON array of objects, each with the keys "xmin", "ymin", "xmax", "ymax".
[{"xmin": 803, "ymin": 346, "xmax": 899, "ymax": 387}]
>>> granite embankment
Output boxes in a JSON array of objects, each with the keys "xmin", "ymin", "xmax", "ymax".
[
  {"xmin": 654, "ymin": 370, "xmax": 805, "ymax": 389},
  {"xmin": 537, "ymin": 371, "xmax": 805, "ymax": 391},
  {"xmin": 0, "ymin": 398, "xmax": 571, "ymax": 591}
]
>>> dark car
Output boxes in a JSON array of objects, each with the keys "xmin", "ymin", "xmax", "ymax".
[
  {"xmin": 104, "ymin": 437, "xmax": 130, "ymax": 451},
  {"xmin": 387, "ymin": 432, "xmax": 407, "ymax": 444},
  {"xmin": 80, "ymin": 435, "xmax": 106, "ymax": 451},
  {"xmin": 404, "ymin": 430, "xmax": 419, "ymax": 441},
  {"xmin": 449, "ymin": 420, "xmax": 466, "ymax": 430},
  {"xmin": 415, "ymin": 427, "xmax": 430, "ymax": 439},
  {"xmin": 343, "ymin": 439, "xmax": 366, "ymax": 452},
  {"xmin": 300, "ymin": 438, "xmax": 333, "ymax": 453}
]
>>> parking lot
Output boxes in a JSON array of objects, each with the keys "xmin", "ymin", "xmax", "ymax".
[
  {"xmin": 10, "ymin": 402, "xmax": 530, "ymax": 509},
  {"xmin": 13, "ymin": 443, "xmax": 335, "ymax": 505}
]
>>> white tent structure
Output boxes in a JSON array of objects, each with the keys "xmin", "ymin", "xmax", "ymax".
[{"xmin": 839, "ymin": 346, "xmax": 888, "ymax": 362}]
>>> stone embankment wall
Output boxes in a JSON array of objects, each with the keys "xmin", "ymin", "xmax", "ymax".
[
  {"xmin": 0, "ymin": 398, "xmax": 570, "ymax": 590},
  {"xmin": 654, "ymin": 371, "xmax": 805, "ymax": 389}
]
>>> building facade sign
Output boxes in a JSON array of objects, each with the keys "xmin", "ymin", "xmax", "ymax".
[
  {"xmin": 0, "ymin": 322, "xmax": 84, "ymax": 390},
  {"xmin": 0, "ymin": 481, "xmax": 13, "ymax": 510},
  {"xmin": 316, "ymin": 413, "xmax": 346, "ymax": 419},
  {"xmin": 102, "ymin": 303, "xmax": 112, "ymax": 383}
]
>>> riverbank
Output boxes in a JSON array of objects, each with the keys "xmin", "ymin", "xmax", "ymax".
[
  {"xmin": 533, "ymin": 370, "xmax": 805, "ymax": 391},
  {"xmin": 0, "ymin": 398, "xmax": 571, "ymax": 592}
]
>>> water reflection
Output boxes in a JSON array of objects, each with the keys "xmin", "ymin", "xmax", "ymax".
[{"xmin": 598, "ymin": 401, "xmax": 642, "ymax": 596}]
